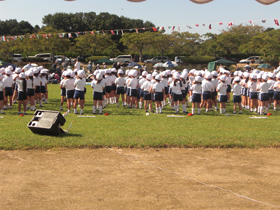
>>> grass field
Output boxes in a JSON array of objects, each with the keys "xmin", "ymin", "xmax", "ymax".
[{"xmin": 0, "ymin": 84, "xmax": 280, "ymax": 150}]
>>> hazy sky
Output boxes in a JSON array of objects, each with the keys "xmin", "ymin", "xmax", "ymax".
[{"xmin": 0, "ymin": 0, "xmax": 280, "ymax": 35}]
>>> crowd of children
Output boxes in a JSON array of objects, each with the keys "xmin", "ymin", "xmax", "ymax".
[{"xmin": 1, "ymin": 64, "xmax": 279, "ymax": 116}]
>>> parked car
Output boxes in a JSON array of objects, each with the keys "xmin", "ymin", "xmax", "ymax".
[
  {"xmin": 54, "ymin": 55, "xmax": 70, "ymax": 64},
  {"xmin": 144, "ymin": 56, "xmax": 170, "ymax": 64},
  {"xmin": 110, "ymin": 55, "xmax": 132, "ymax": 64},
  {"xmin": 239, "ymin": 56, "xmax": 263, "ymax": 64},
  {"xmin": 28, "ymin": 53, "xmax": 53, "ymax": 62},
  {"xmin": 13, "ymin": 54, "xmax": 23, "ymax": 62}
]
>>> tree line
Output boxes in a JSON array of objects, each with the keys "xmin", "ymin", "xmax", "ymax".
[{"xmin": 0, "ymin": 12, "xmax": 280, "ymax": 66}]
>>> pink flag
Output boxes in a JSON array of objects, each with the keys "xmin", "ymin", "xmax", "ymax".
[
  {"xmin": 195, "ymin": 24, "xmax": 199, "ymax": 27},
  {"xmin": 274, "ymin": 19, "xmax": 279, "ymax": 26},
  {"xmin": 135, "ymin": 29, "xmax": 138, "ymax": 33},
  {"xmin": 209, "ymin": 24, "xmax": 212, "ymax": 29},
  {"xmin": 172, "ymin": 26, "xmax": 175, "ymax": 31},
  {"xmin": 68, "ymin": 33, "xmax": 72, "ymax": 38},
  {"xmin": 111, "ymin": 30, "xmax": 115, "ymax": 35}
]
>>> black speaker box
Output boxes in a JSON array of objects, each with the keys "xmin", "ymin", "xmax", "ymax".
[{"xmin": 27, "ymin": 110, "xmax": 66, "ymax": 135}]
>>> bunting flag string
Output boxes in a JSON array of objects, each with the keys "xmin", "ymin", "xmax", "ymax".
[{"xmin": 0, "ymin": 18, "xmax": 280, "ymax": 42}]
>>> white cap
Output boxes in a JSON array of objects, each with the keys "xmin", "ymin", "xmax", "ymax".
[
  {"xmin": 132, "ymin": 70, "xmax": 138, "ymax": 77},
  {"xmin": 234, "ymin": 76, "xmax": 241, "ymax": 82},
  {"xmin": 166, "ymin": 70, "xmax": 171, "ymax": 75},
  {"xmin": 111, "ymin": 68, "xmax": 117, "ymax": 73},
  {"xmin": 181, "ymin": 72, "xmax": 188, "ymax": 80},
  {"xmin": 243, "ymin": 72, "xmax": 249, "ymax": 78},
  {"xmin": 268, "ymin": 72, "xmax": 275, "ymax": 78},
  {"xmin": 15, "ymin": 67, "xmax": 22, "ymax": 74},
  {"xmin": 26, "ymin": 70, "xmax": 34, "ymax": 77},
  {"xmin": 96, "ymin": 73, "xmax": 103, "ymax": 80},
  {"xmin": 195, "ymin": 71, "xmax": 202, "ymax": 76},
  {"xmin": 262, "ymin": 74, "xmax": 269, "ymax": 80},
  {"xmin": 106, "ymin": 69, "xmax": 111, "ymax": 74},
  {"xmin": 33, "ymin": 68, "xmax": 40, "ymax": 74},
  {"xmin": 19, "ymin": 72, "xmax": 26, "ymax": 79},
  {"xmin": 238, "ymin": 72, "xmax": 243, "ymax": 77},
  {"xmin": 195, "ymin": 76, "xmax": 202, "ymax": 83},
  {"xmin": 65, "ymin": 71, "xmax": 71, "ymax": 77},
  {"xmin": 205, "ymin": 73, "xmax": 212, "ymax": 80},
  {"xmin": 146, "ymin": 74, "xmax": 152, "ymax": 81},
  {"xmin": 118, "ymin": 69, "xmax": 124, "ymax": 75},
  {"xmin": 219, "ymin": 75, "xmax": 227, "ymax": 81},
  {"xmin": 250, "ymin": 73, "xmax": 257, "ymax": 80},
  {"xmin": 233, "ymin": 71, "xmax": 239, "ymax": 76},
  {"xmin": 211, "ymin": 71, "xmax": 218, "ymax": 77},
  {"xmin": 77, "ymin": 70, "xmax": 85, "ymax": 78},
  {"xmin": 152, "ymin": 71, "xmax": 158, "ymax": 77},
  {"xmin": 7, "ymin": 65, "xmax": 13, "ymax": 71},
  {"xmin": 5, "ymin": 68, "xmax": 12, "ymax": 75},
  {"xmin": 155, "ymin": 75, "xmax": 161, "ymax": 80},
  {"xmin": 41, "ymin": 69, "xmax": 48, "ymax": 74},
  {"xmin": 257, "ymin": 74, "xmax": 262, "ymax": 79},
  {"xmin": 142, "ymin": 71, "xmax": 148, "ymax": 77},
  {"xmin": 125, "ymin": 70, "xmax": 130, "ymax": 76}
]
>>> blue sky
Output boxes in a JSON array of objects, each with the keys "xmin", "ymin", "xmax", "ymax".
[{"xmin": 0, "ymin": 0, "xmax": 280, "ymax": 35}]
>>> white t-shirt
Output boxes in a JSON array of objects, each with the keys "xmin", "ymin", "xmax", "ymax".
[
  {"xmin": 226, "ymin": 76, "xmax": 231, "ymax": 85},
  {"xmin": 115, "ymin": 77, "xmax": 126, "ymax": 87},
  {"xmin": 26, "ymin": 78, "xmax": 35, "ymax": 89},
  {"xmin": 274, "ymin": 81, "xmax": 280, "ymax": 92},
  {"xmin": 247, "ymin": 81, "xmax": 257, "ymax": 92},
  {"xmin": 190, "ymin": 84, "xmax": 202, "ymax": 94},
  {"xmin": 170, "ymin": 81, "xmax": 182, "ymax": 95},
  {"xmin": 153, "ymin": 82, "xmax": 164, "ymax": 93},
  {"xmin": 161, "ymin": 78, "xmax": 168, "ymax": 87},
  {"xmin": 142, "ymin": 80, "xmax": 153, "ymax": 92},
  {"xmin": 267, "ymin": 79, "xmax": 275, "ymax": 90},
  {"xmin": 16, "ymin": 80, "xmax": 26, "ymax": 92},
  {"xmin": 202, "ymin": 80, "xmax": 214, "ymax": 92},
  {"xmin": 63, "ymin": 78, "xmax": 75, "ymax": 90},
  {"xmin": 74, "ymin": 62, "xmax": 81, "ymax": 70},
  {"xmin": 129, "ymin": 78, "xmax": 138, "ymax": 89},
  {"xmin": 91, "ymin": 79, "xmax": 105, "ymax": 93},
  {"xmin": 0, "ymin": 81, "xmax": 3, "ymax": 92},
  {"xmin": 211, "ymin": 78, "xmax": 219, "ymax": 90},
  {"xmin": 34, "ymin": 76, "xmax": 42, "ymax": 87},
  {"xmin": 41, "ymin": 77, "xmax": 47, "ymax": 86},
  {"xmin": 74, "ymin": 79, "xmax": 86, "ymax": 91},
  {"xmin": 217, "ymin": 83, "xmax": 227, "ymax": 95},
  {"xmin": 232, "ymin": 84, "xmax": 242, "ymax": 95},
  {"xmin": 139, "ymin": 78, "xmax": 146, "ymax": 88},
  {"xmin": 258, "ymin": 82, "xmax": 270, "ymax": 93},
  {"xmin": 3, "ymin": 76, "xmax": 13, "ymax": 88}
]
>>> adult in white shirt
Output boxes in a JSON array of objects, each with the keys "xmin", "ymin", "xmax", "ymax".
[{"xmin": 74, "ymin": 60, "xmax": 81, "ymax": 70}]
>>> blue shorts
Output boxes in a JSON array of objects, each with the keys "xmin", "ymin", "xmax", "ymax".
[
  {"xmin": 219, "ymin": 95, "xmax": 228, "ymax": 103},
  {"xmin": 130, "ymin": 89, "xmax": 137, "ymax": 97},
  {"xmin": 173, "ymin": 93, "xmax": 183, "ymax": 102},
  {"xmin": 117, "ymin": 87, "xmax": 125, "ymax": 95},
  {"xmin": 246, "ymin": 90, "xmax": 250, "ymax": 97},
  {"xmin": 143, "ymin": 91, "xmax": 151, "ymax": 100},
  {"xmin": 126, "ymin": 88, "xmax": 130, "ymax": 96},
  {"xmin": 14, "ymin": 84, "xmax": 18, "ymax": 91},
  {"xmin": 226, "ymin": 85, "xmax": 231, "ymax": 93},
  {"xmin": 111, "ymin": 84, "xmax": 116, "ymax": 91},
  {"xmin": 105, "ymin": 86, "xmax": 111, "ymax": 93},
  {"xmin": 35, "ymin": 86, "xmax": 41, "ymax": 94},
  {"xmin": 233, "ymin": 95, "xmax": 241, "ymax": 103},
  {"xmin": 17, "ymin": 91, "xmax": 27, "ymax": 101},
  {"xmin": 268, "ymin": 90, "xmax": 274, "ymax": 99},
  {"xmin": 155, "ymin": 92, "xmax": 164, "ymax": 101},
  {"xmin": 192, "ymin": 93, "xmax": 201, "ymax": 103},
  {"xmin": 250, "ymin": 92, "xmax": 258, "ymax": 100},
  {"xmin": 93, "ymin": 91, "xmax": 103, "ymax": 101},
  {"xmin": 61, "ymin": 88, "xmax": 66, "ymax": 96},
  {"xmin": 139, "ymin": 89, "xmax": 144, "ymax": 98},
  {"xmin": 0, "ymin": 91, "xmax": 3, "ymax": 100},
  {"xmin": 74, "ymin": 90, "xmax": 85, "ymax": 100},
  {"xmin": 241, "ymin": 88, "xmax": 247, "ymax": 96},
  {"xmin": 211, "ymin": 90, "xmax": 217, "ymax": 100},
  {"xmin": 164, "ymin": 87, "xmax": 169, "ymax": 95},
  {"xmin": 27, "ymin": 89, "xmax": 35, "ymax": 97},
  {"xmin": 202, "ymin": 91, "xmax": 211, "ymax": 100},
  {"xmin": 259, "ymin": 93, "xmax": 269, "ymax": 101},
  {"xmin": 274, "ymin": 92, "xmax": 280, "ymax": 100},
  {"xmin": 41, "ymin": 86, "xmax": 46, "ymax": 94},
  {"xmin": 66, "ymin": 90, "xmax": 75, "ymax": 99},
  {"xmin": 5, "ymin": 87, "xmax": 13, "ymax": 96}
]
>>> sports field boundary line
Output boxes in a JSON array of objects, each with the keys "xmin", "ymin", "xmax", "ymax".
[{"xmin": 109, "ymin": 148, "xmax": 280, "ymax": 209}]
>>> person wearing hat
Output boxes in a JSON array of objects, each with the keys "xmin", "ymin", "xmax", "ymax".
[
  {"xmin": 267, "ymin": 73, "xmax": 276, "ymax": 109},
  {"xmin": 217, "ymin": 75, "xmax": 228, "ymax": 114},
  {"xmin": 142, "ymin": 74, "xmax": 154, "ymax": 113},
  {"xmin": 40, "ymin": 70, "xmax": 48, "ymax": 104},
  {"xmin": 257, "ymin": 74, "xmax": 270, "ymax": 115},
  {"xmin": 91, "ymin": 73, "xmax": 105, "ymax": 114},
  {"xmin": 13, "ymin": 73, "xmax": 27, "ymax": 115},
  {"xmin": 190, "ymin": 76, "xmax": 202, "ymax": 115},
  {"xmin": 128, "ymin": 70, "xmax": 139, "ymax": 108},
  {"xmin": 87, "ymin": 61, "xmax": 93, "ymax": 74},
  {"xmin": 247, "ymin": 74, "xmax": 258, "ymax": 112},
  {"xmin": 62, "ymin": 71, "xmax": 75, "ymax": 113},
  {"xmin": 170, "ymin": 73, "xmax": 184, "ymax": 114},
  {"xmin": 232, "ymin": 77, "xmax": 242, "ymax": 114},
  {"xmin": 74, "ymin": 59, "xmax": 81, "ymax": 70},
  {"xmin": 210, "ymin": 71, "xmax": 219, "ymax": 111},
  {"xmin": 73, "ymin": 70, "xmax": 86, "ymax": 115},
  {"xmin": 138, "ymin": 71, "xmax": 148, "ymax": 109},
  {"xmin": 33, "ymin": 68, "xmax": 43, "ymax": 107},
  {"xmin": 0, "ymin": 73, "xmax": 5, "ymax": 114},
  {"xmin": 180, "ymin": 73, "xmax": 189, "ymax": 114},
  {"xmin": 26, "ymin": 70, "xmax": 36, "ymax": 111},
  {"xmin": 201, "ymin": 72, "xmax": 214, "ymax": 112},
  {"xmin": 152, "ymin": 74, "xmax": 165, "ymax": 114},
  {"xmin": 12, "ymin": 67, "xmax": 22, "ymax": 104},
  {"xmin": 3, "ymin": 68, "xmax": 14, "ymax": 110},
  {"xmin": 110, "ymin": 68, "xmax": 117, "ymax": 104},
  {"xmin": 115, "ymin": 69, "xmax": 126, "ymax": 107},
  {"xmin": 273, "ymin": 73, "xmax": 280, "ymax": 111},
  {"xmin": 241, "ymin": 72, "xmax": 249, "ymax": 110},
  {"xmin": 60, "ymin": 71, "xmax": 67, "ymax": 111}
]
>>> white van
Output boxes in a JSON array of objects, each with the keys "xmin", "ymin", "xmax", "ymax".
[
  {"xmin": 28, "ymin": 53, "xmax": 53, "ymax": 62},
  {"xmin": 110, "ymin": 55, "xmax": 132, "ymax": 64},
  {"xmin": 13, "ymin": 54, "xmax": 23, "ymax": 62}
]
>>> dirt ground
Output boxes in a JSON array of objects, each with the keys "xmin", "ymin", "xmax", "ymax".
[{"xmin": 0, "ymin": 148, "xmax": 280, "ymax": 210}]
